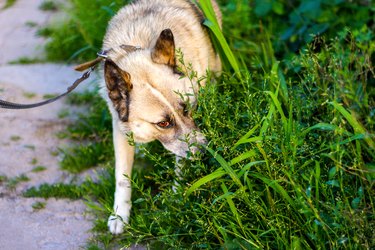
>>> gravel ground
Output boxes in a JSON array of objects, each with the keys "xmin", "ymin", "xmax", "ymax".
[{"xmin": 0, "ymin": 0, "xmax": 94, "ymax": 249}]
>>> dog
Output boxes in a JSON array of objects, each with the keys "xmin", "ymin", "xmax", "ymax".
[{"xmin": 99, "ymin": 0, "xmax": 222, "ymax": 234}]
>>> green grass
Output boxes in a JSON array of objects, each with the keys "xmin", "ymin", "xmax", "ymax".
[
  {"xmin": 39, "ymin": 0, "xmax": 59, "ymax": 11},
  {"xmin": 6, "ymin": 174, "xmax": 30, "ymax": 190},
  {"xmin": 31, "ymin": 166, "xmax": 47, "ymax": 173},
  {"xmin": 32, "ymin": 201, "xmax": 46, "ymax": 210},
  {"xmin": 24, "ymin": 0, "xmax": 375, "ymax": 249},
  {"xmin": 24, "ymin": 183, "xmax": 86, "ymax": 199},
  {"xmin": 2, "ymin": 0, "xmax": 16, "ymax": 9},
  {"xmin": 9, "ymin": 57, "xmax": 45, "ymax": 65},
  {"xmin": 10, "ymin": 135, "xmax": 21, "ymax": 141}
]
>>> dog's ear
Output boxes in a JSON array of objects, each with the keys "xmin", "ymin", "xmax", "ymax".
[
  {"xmin": 151, "ymin": 29, "xmax": 176, "ymax": 67},
  {"xmin": 104, "ymin": 60, "xmax": 133, "ymax": 122}
]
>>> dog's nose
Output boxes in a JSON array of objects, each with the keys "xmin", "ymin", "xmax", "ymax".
[
  {"xmin": 195, "ymin": 132, "xmax": 207, "ymax": 145},
  {"xmin": 188, "ymin": 132, "xmax": 207, "ymax": 155}
]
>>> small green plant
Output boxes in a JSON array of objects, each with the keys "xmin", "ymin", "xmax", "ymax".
[
  {"xmin": 9, "ymin": 57, "xmax": 45, "ymax": 65},
  {"xmin": 10, "ymin": 135, "xmax": 21, "ymax": 141},
  {"xmin": 30, "ymin": 158, "xmax": 38, "ymax": 165},
  {"xmin": 31, "ymin": 166, "xmax": 47, "ymax": 173},
  {"xmin": 24, "ymin": 183, "xmax": 84, "ymax": 199},
  {"xmin": 58, "ymin": 109, "xmax": 70, "ymax": 119},
  {"xmin": 36, "ymin": 27, "xmax": 53, "ymax": 38},
  {"xmin": 25, "ymin": 21, "xmax": 38, "ymax": 28},
  {"xmin": 32, "ymin": 201, "xmax": 46, "ymax": 210},
  {"xmin": 3, "ymin": 0, "xmax": 17, "ymax": 9},
  {"xmin": 0, "ymin": 175, "xmax": 7, "ymax": 183},
  {"xmin": 23, "ymin": 92, "xmax": 36, "ymax": 99},
  {"xmin": 42, "ymin": 94, "xmax": 58, "ymax": 99},
  {"xmin": 39, "ymin": 0, "xmax": 59, "ymax": 11},
  {"xmin": 24, "ymin": 145, "xmax": 35, "ymax": 150},
  {"xmin": 6, "ymin": 174, "xmax": 30, "ymax": 190}
]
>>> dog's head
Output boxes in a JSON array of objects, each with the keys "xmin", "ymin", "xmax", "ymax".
[{"xmin": 104, "ymin": 29, "xmax": 206, "ymax": 158}]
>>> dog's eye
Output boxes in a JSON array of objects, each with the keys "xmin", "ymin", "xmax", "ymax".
[{"xmin": 156, "ymin": 120, "xmax": 174, "ymax": 129}]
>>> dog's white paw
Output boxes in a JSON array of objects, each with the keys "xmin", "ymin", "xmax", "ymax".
[{"xmin": 108, "ymin": 214, "xmax": 128, "ymax": 235}]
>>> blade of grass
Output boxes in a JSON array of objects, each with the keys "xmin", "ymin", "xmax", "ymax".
[
  {"xmin": 301, "ymin": 122, "xmax": 352, "ymax": 137},
  {"xmin": 232, "ymin": 123, "xmax": 261, "ymax": 149},
  {"xmin": 220, "ymin": 183, "xmax": 244, "ymax": 231},
  {"xmin": 250, "ymin": 173, "xmax": 296, "ymax": 209},
  {"xmin": 206, "ymin": 147, "xmax": 243, "ymax": 188},
  {"xmin": 330, "ymin": 101, "xmax": 374, "ymax": 148},
  {"xmin": 197, "ymin": 0, "xmax": 241, "ymax": 76},
  {"xmin": 264, "ymin": 91, "xmax": 287, "ymax": 129},
  {"xmin": 229, "ymin": 150, "xmax": 257, "ymax": 166},
  {"xmin": 185, "ymin": 168, "xmax": 226, "ymax": 197}
]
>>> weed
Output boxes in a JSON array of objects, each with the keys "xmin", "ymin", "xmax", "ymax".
[
  {"xmin": 23, "ymin": 183, "xmax": 84, "ymax": 199},
  {"xmin": 25, "ymin": 21, "xmax": 38, "ymax": 28},
  {"xmin": 58, "ymin": 109, "xmax": 70, "ymax": 119},
  {"xmin": 3, "ymin": 0, "xmax": 16, "ymax": 9},
  {"xmin": 10, "ymin": 135, "xmax": 21, "ymax": 141},
  {"xmin": 9, "ymin": 57, "xmax": 45, "ymax": 65},
  {"xmin": 23, "ymin": 92, "xmax": 36, "ymax": 99},
  {"xmin": 36, "ymin": 27, "xmax": 53, "ymax": 38},
  {"xmin": 31, "ymin": 166, "xmax": 47, "ymax": 173},
  {"xmin": 39, "ymin": 0, "xmax": 59, "ymax": 11},
  {"xmin": 50, "ymin": 150, "xmax": 59, "ymax": 157},
  {"xmin": 30, "ymin": 158, "xmax": 38, "ymax": 165},
  {"xmin": 0, "ymin": 175, "xmax": 7, "ymax": 183},
  {"xmin": 24, "ymin": 145, "xmax": 35, "ymax": 150},
  {"xmin": 6, "ymin": 174, "xmax": 30, "ymax": 190},
  {"xmin": 32, "ymin": 201, "xmax": 46, "ymax": 210},
  {"xmin": 43, "ymin": 94, "xmax": 58, "ymax": 99}
]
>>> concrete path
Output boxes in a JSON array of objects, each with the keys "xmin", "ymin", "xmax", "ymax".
[{"xmin": 0, "ymin": 0, "xmax": 93, "ymax": 249}]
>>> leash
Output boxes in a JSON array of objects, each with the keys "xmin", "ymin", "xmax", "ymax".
[
  {"xmin": 0, "ymin": 67, "xmax": 95, "ymax": 109},
  {"xmin": 0, "ymin": 45, "xmax": 140, "ymax": 110}
]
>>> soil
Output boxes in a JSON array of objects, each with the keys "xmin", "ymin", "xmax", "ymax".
[{"xmin": 0, "ymin": 0, "xmax": 94, "ymax": 249}]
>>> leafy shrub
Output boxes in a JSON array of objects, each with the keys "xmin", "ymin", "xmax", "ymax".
[{"xmin": 218, "ymin": 0, "xmax": 374, "ymax": 65}]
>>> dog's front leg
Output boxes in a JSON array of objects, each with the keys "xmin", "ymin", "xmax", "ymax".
[
  {"xmin": 108, "ymin": 120, "xmax": 135, "ymax": 235},
  {"xmin": 172, "ymin": 156, "xmax": 183, "ymax": 193}
]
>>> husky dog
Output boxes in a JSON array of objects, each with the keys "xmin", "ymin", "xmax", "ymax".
[{"xmin": 100, "ymin": 0, "xmax": 221, "ymax": 234}]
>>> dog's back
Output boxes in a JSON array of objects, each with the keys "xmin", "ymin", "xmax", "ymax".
[{"xmin": 103, "ymin": 0, "xmax": 221, "ymax": 78}]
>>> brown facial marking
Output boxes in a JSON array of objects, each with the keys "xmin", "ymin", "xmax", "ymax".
[
  {"xmin": 104, "ymin": 60, "xmax": 132, "ymax": 122},
  {"xmin": 151, "ymin": 29, "xmax": 176, "ymax": 67}
]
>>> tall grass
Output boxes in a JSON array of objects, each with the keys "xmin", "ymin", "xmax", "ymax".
[{"xmin": 25, "ymin": 0, "xmax": 375, "ymax": 249}]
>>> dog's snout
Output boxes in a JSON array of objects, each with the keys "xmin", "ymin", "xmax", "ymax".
[
  {"xmin": 189, "ymin": 143, "xmax": 206, "ymax": 155},
  {"xmin": 186, "ymin": 131, "xmax": 207, "ymax": 156},
  {"xmin": 160, "ymin": 130, "xmax": 207, "ymax": 158}
]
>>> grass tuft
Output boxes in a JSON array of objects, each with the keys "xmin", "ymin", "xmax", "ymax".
[{"xmin": 2, "ymin": 0, "xmax": 16, "ymax": 9}]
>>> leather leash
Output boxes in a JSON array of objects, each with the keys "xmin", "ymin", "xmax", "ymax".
[
  {"xmin": 0, "ymin": 45, "xmax": 140, "ymax": 110},
  {"xmin": 0, "ymin": 67, "xmax": 95, "ymax": 109}
]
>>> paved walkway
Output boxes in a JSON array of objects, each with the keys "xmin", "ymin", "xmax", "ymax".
[{"xmin": 0, "ymin": 1, "xmax": 93, "ymax": 249}]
